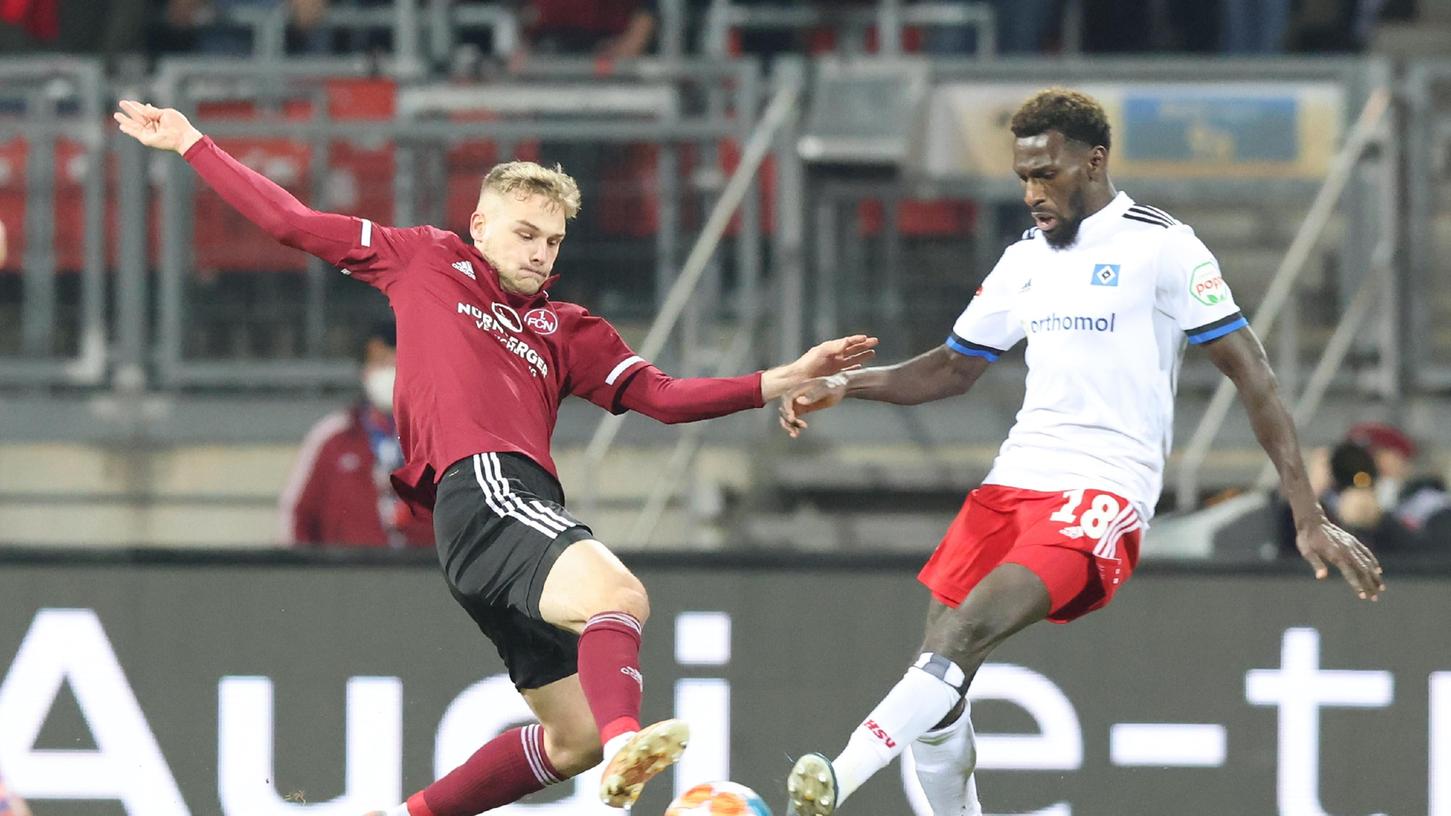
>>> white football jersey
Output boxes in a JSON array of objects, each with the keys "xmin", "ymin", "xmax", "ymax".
[{"xmin": 948, "ymin": 192, "xmax": 1246, "ymax": 519}]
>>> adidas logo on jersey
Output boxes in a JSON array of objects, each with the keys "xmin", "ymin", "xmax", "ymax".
[{"xmin": 451, "ymin": 260, "xmax": 476, "ymax": 280}]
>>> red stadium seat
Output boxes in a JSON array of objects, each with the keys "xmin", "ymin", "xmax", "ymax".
[
  {"xmin": 443, "ymin": 109, "xmax": 543, "ymax": 229},
  {"xmin": 0, "ymin": 137, "xmax": 96, "ymax": 274},
  {"xmin": 856, "ymin": 198, "xmax": 977, "ymax": 237},
  {"xmin": 717, "ymin": 137, "xmax": 775, "ymax": 236},
  {"xmin": 191, "ymin": 78, "xmax": 401, "ymax": 272}
]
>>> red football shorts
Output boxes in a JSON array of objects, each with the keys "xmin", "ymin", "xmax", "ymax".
[{"xmin": 918, "ymin": 484, "xmax": 1143, "ymax": 623}]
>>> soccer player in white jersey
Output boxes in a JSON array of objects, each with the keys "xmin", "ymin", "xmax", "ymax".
[{"xmin": 775, "ymin": 88, "xmax": 1386, "ymax": 816}]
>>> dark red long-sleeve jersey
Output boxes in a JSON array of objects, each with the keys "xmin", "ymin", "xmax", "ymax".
[{"xmin": 185, "ymin": 137, "xmax": 764, "ymax": 513}]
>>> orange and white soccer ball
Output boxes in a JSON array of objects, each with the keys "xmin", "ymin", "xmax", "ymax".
[{"xmin": 664, "ymin": 781, "xmax": 773, "ymax": 816}]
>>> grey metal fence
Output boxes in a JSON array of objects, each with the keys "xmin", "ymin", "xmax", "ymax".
[
  {"xmin": 1404, "ymin": 59, "xmax": 1451, "ymax": 390},
  {"xmin": 0, "ymin": 59, "xmax": 108, "ymax": 387}
]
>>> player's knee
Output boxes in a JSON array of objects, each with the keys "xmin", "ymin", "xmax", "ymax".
[
  {"xmin": 925, "ymin": 614, "xmax": 1001, "ymax": 667},
  {"xmin": 608, "ymin": 574, "xmax": 650, "ymax": 623},
  {"xmin": 544, "ymin": 725, "xmax": 604, "ymax": 777}
]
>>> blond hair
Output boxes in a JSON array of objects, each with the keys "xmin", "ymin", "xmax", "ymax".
[{"xmin": 480, "ymin": 161, "xmax": 582, "ymax": 219}]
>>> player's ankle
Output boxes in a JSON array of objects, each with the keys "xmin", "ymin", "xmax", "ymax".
[{"xmin": 601, "ymin": 716, "xmax": 640, "ymax": 746}]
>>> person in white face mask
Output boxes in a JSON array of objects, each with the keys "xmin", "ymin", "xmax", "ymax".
[{"xmin": 278, "ymin": 322, "xmax": 434, "ymax": 549}]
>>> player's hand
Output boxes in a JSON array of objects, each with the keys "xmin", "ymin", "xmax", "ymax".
[
  {"xmin": 792, "ymin": 334, "xmax": 878, "ymax": 380},
  {"xmin": 778, "ymin": 374, "xmax": 848, "ymax": 438},
  {"xmin": 1296, "ymin": 516, "xmax": 1385, "ymax": 601},
  {"xmin": 760, "ymin": 334, "xmax": 876, "ymax": 402},
  {"xmin": 113, "ymin": 100, "xmax": 204, "ymax": 155}
]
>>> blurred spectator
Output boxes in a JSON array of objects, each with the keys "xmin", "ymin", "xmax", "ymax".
[
  {"xmin": 1346, "ymin": 420, "xmax": 1416, "ymax": 508},
  {"xmin": 278, "ymin": 322, "xmax": 433, "ymax": 549},
  {"xmin": 1221, "ymin": 0, "xmax": 1291, "ymax": 53},
  {"xmin": 920, "ymin": 0, "xmax": 1059, "ymax": 55},
  {"xmin": 0, "ymin": 0, "xmax": 58, "ymax": 44},
  {"xmin": 0, "ymin": 770, "xmax": 32, "ymax": 816},
  {"xmin": 515, "ymin": 0, "xmax": 658, "ymax": 63},
  {"xmin": 0, "ymin": 0, "xmax": 148, "ymax": 60},
  {"xmin": 712, "ymin": 0, "xmax": 877, "ymax": 59},
  {"xmin": 1395, "ymin": 475, "xmax": 1451, "ymax": 544},
  {"xmin": 1080, "ymin": 0, "xmax": 1158, "ymax": 52},
  {"xmin": 1279, "ymin": 439, "xmax": 1417, "ymax": 556},
  {"xmin": 160, "ymin": 0, "xmax": 330, "ymax": 56},
  {"xmin": 1285, "ymin": 0, "xmax": 1404, "ymax": 51}
]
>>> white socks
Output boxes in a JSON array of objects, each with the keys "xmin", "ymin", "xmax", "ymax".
[
  {"xmin": 601, "ymin": 730, "xmax": 635, "ymax": 767},
  {"xmin": 831, "ymin": 653, "xmax": 966, "ymax": 804},
  {"xmin": 911, "ymin": 699, "xmax": 982, "ymax": 816}
]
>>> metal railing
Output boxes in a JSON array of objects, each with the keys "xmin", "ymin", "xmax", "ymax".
[
  {"xmin": 1175, "ymin": 87, "xmax": 1397, "ymax": 507},
  {"xmin": 702, "ymin": 0, "xmax": 996, "ymax": 58},
  {"xmin": 1403, "ymin": 60, "xmax": 1451, "ymax": 389},
  {"xmin": 218, "ymin": 1, "xmax": 520, "ymax": 72},
  {"xmin": 577, "ymin": 64, "xmax": 806, "ymax": 537},
  {"xmin": 216, "ymin": 0, "xmax": 700, "ymax": 68},
  {"xmin": 0, "ymin": 59, "xmax": 108, "ymax": 387}
]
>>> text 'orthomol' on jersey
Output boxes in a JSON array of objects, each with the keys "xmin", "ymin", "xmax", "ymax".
[{"xmin": 946, "ymin": 192, "xmax": 1247, "ymax": 518}]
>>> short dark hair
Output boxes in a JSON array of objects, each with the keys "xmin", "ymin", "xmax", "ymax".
[
  {"xmin": 1330, "ymin": 441, "xmax": 1377, "ymax": 491},
  {"xmin": 1010, "ymin": 88, "xmax": 1112, "ymax": 150}
]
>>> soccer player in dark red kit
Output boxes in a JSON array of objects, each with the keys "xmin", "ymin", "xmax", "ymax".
[{"xmin": 114, "ymin": 99, "xmax": 877, "ymax": 815}]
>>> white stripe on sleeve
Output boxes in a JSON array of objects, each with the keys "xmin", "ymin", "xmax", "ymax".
[
  {"xmin": 360, "ymin": 218, "xmax": 373, "ymax": 247},
  {"xmin": 604, "ymin": 355, "xmax": 645, "ymax": 386}
]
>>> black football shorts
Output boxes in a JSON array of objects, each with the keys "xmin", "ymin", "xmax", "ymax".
[{"xmin": 433, "ymin": 452, "xmax": 595, "ymax": 690}]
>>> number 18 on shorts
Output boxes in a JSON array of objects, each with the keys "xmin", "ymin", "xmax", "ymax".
[{"xmin": 918, "ymin": 485, "xmax": 1143, "ymax": 623}]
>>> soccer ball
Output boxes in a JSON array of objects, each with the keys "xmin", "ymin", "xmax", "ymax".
[{"xmin": 664, "ymin": 781, "xmax": 773, "ymax": 816}]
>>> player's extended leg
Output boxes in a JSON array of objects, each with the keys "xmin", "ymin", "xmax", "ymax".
[
  {"xmin": 787, "ymin": 564, "xmax": 1049, "ymax": 816},
  {"xmin": 538, "ymin": 538, "xmax": 688, "ymax": 807},
  {"xmin": 369, "ymin": 675, "xmax": 598, "ymax": 816}
]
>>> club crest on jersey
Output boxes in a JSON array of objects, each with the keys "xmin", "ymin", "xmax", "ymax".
[
  {"xmin": 525, "ymin": 307, "xmax": 558, "ymax": 336},
  {"xmin": 1090, "ymin": 263, "xmax": 1120, "ymax": 287},
  {"xmin": 1190, "ymin": 261, "xmax": 1227, "ymax": 305},
  {"xmin": 451, "ymin": 260, "xmax": 476, "ymax": 280},
  {"xmin": 491, "ymin": 302, "xmax": 524, "ymax": 333}
]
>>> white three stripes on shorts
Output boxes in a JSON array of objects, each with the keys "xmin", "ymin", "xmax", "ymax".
[
  {"xmin": 471, "ymin": 453, "xmax": 575, "ymax": 538},
  {"xmin": 1093, "ymin": 504, "xmax": 1141, "ymax": 560}
]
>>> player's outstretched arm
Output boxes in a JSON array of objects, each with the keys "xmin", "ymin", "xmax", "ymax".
[
  {"xmin": 1205, "ymin": 327, "xmax": 1385, "ymax": 600},
  {"xmin": 114, "ymin": 100, "xmax": 368, "ymax": 265},
  {"xmin": 613, "ymin": 334, "xmax": 877, "ymax": 425},
  {"xmin": 759, "ymin": 334, "xmax": 879, "ymax": 402},
  {"xmin": 778, "ymin": 344, "xmax": 989, "ymax": 438}
]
